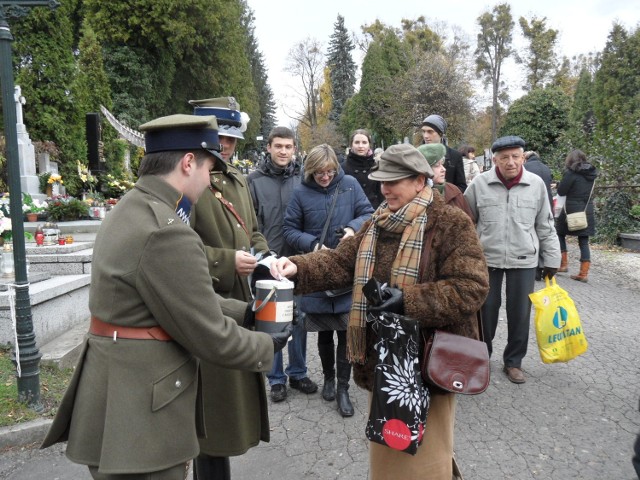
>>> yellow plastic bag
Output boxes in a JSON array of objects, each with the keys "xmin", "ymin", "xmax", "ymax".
[{"xmin": 529, "ymin": 277, "xmax": 588, "ymax": 364}]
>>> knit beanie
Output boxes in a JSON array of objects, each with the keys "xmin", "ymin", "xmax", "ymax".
[{"xmin": 421, "ymin": 114, "xmax": 447, "ymax": 136}]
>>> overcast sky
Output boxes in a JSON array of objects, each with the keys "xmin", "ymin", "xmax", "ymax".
[{"xmin": 246, "ymin": 0, "xmax": 639, "ymax": 126}]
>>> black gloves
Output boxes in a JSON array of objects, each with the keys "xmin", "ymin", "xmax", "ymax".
[
  {"xmin": 368, "ymin": 285, "xmax": 404, "ymax": 316},
  {"xmin": 363, "ymin": 277, "xmax": 405, "ymax": 315},
  {"xmin": 271, "ymin": 323, "xmax": 294, "ymax": 353},
  {"xmin": 542, "ymin": 267, "xmax": 558, "ymax": 280}
]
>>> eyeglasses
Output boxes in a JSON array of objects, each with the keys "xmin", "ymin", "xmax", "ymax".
[{"xmin": 313, "ymin": 170, "xmax": 337, "ymax": 179}]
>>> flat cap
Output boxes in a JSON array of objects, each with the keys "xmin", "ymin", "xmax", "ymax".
[
  {"xmin": 491, "ymin": 135, "xmax": 526, "ymax": 153},
  {"xmin": 189, "ymin": 96, "xmax": 249, "ymax": 140},
  {"xmin": 368, "ymin": 144, "xmax": 434, "ymax": 181},
  {"xmin": 417, "ymin": 143, "xmax": 446, "ymax": 166},
  {"xmin": 139, "ymin": 114, "xmax": 223, "ymax": 160}
]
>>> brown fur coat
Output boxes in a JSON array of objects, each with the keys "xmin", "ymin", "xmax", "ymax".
[{"xmin": 291, "ymin": 193, "xmax": 489, "ymax": 391}]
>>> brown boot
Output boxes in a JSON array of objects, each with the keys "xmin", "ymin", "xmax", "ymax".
[
  {"xmin": 559, "ymin": 251, "xmax": 569, "ymax": 273},
  {"xmin": 570, "ymin": 260, "xmax": 590, "ymax": 282}
]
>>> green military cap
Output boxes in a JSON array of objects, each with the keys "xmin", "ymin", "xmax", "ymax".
[
  {"xmin": 417, "ymin": 143, "xmax": 447, "ymax": 166},
  {"xmin": 368, "ymin": 144, "xmax": 434, "ymax": 181},
  {"xmin": 189, "ymin": 96, "xmax": 249, "ymax": 139},
  {"xmin": 139, "ymin": 114, "xmax": 223, "ymax": 160}
]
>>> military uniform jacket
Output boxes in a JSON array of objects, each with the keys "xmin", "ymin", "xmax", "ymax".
[
  {"xmin": 190, "ymin": 164, "xmax": 271, "ymax": 456},
  {"xmin": 191, "ymin": 164, "xmax": 269, "ymax": 300},
  {"xmin": 41, "ymin": 175, "xmax": 273, "ymax": 474}
]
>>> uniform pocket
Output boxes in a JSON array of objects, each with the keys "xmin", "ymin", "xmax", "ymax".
[{"xmin": 151, "ymin": 356, "xmax": 198, "ymax": 412}]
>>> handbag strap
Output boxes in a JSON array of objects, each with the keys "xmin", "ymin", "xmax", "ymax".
[
  {"xmin": 418, "ymin": 226, "xmax": 484, "ymax": 342},
  {"xmin": 563, "ymin": 179, "xmax": 596, "ymax": 215},
  {"xmin": 318, "ymin": 181, "xmax": 341, "ymax": 248}
]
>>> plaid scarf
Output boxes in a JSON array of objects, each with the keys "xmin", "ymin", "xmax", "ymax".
[{"xmin": 348, "ymin": 186, "xmax": 433, "ymax": 364}]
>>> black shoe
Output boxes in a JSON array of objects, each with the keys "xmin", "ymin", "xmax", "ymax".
[
  {"xmin": 270, "ymin": 384, "xmax": 287, "ymax": 402},
  {"xmin": 289, "ymin": 377, "xmax": 318, "ymax": 394},
  {"xmin": 336, "ymin": 389, "xmax": 354, "ymax": 417}
]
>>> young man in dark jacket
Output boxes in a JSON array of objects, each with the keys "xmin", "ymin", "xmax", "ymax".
[
  {"xmin": 247, "ymin": 127, "xmax": 318, "ymax": 403},
  {"xmin": 421, "ymin": 114, "xmax": 467, "ymax": 192}
]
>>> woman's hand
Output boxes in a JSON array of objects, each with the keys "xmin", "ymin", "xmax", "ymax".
[{"xmin": 270, "ymin": 257, "xmax": 298, "ymax": 280}]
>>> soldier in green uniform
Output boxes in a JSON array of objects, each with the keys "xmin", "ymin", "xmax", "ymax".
[
  {"xmin": 41, "ymin": 114, "xmax": 292, "ymax": 480},
  {"xmin": 188, "ymin": 97, "xmax": 272, "ymax": 479}
]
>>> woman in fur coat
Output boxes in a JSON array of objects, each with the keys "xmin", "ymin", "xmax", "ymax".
[{"xmin": 273, "ymin": 144, "xmax": 488, "ymax": 479}]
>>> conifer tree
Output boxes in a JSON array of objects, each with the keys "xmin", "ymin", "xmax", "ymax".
[{"xmin": 326, "ymin": 15, "xmax": 356, "ymax": 123}]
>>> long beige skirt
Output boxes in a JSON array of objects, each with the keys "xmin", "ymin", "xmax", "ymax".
[{"xmin": 369, "ymin": 392, "xmax": 457, "ymax": 480}]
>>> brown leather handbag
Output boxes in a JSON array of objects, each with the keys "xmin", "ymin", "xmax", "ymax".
[
  {"xmin": 420, "ymin": 317, "xmax": 490, "ymax": 395},
  {"xmin": 418, "ymin": 227, "xmax": 490, "ymax": 395}
]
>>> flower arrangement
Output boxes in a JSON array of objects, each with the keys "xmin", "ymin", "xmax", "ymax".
[
  {"xmin": 48, "ymin": 174, "xmax": 63, "ymax": 186},
  {"xmin": 46, "ymin": 195, "xmax": 89, "ymax": 221},
  {"xmin": 22, "ymin": 193, "xmax": 47, "ymax": 214},
  {"xmin": 0, "ymin": 210, "xmax": 12, "ymax": 241},
  {"xmin": 77, "ymin": 161, "xmax": 97, "ymax": 192},
  {"xmin": 102, "ymin": 173, "xmax": 135, "ymax": 198},
  {"xmin": 0, "ymin": 207, "xmax": 33, "ymax": 242}
]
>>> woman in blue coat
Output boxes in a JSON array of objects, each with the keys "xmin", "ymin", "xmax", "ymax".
[{"xmin": 284, "ymin": 144, "xmax": 373, "ymax": 417}]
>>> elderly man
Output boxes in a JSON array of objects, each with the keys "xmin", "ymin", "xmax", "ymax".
[
  {"xmin": 41, "ymin": 114, "xmax": 291, "ymax": 480},
  {"xmin": 464, "ymin": 136, "xmax": 560, "ymax": 384}
]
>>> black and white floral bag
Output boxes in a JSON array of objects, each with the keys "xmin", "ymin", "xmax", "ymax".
[{"xmin": 365, "ymin": 311, "xmax": 430, "ymax": 455}]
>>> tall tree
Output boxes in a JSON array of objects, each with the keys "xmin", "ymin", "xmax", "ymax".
[
  {"xmin": 12, "ymin": 0, "xmax": 84, "ymax": 166},
  {"xmin": 400, "ymin": 16, "xmax": 443, "ymax": 54},
  {"xmin": 518, "ymin": 16, "xmax": 558, "ymax": 90},
  {"xmin": 285, "ymin": 38, "xmax": 325, "ymax": 128},
  {"xmin": 592, "ymin": 24, "xmax": 640, "ymax": 134},
  {"xmin": 326, "ymin": 15, "xmax": 356, "ymax": 124},
  {"xmin": 570, "ymin": 67, "xmax": 595, "ymax": 138},
  {"xmin": 499, "ymin": 87, "xmax": 571, "ymax": 167},
  {"xmin": 475, "ymin": 3, "xmax": 514, "ymax": 141},
  {"xmin": 241, "ymin": 1, "xmax": 276, "ymax": 139}
]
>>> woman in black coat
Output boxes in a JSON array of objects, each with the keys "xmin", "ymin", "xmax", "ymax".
[
  {"xmin": 556, "ymin": 149, "xmax": 597, "ymax": 282},
  {"xmin": 341, "ymin": 129, "xmax": 385, "ymax": 209}
]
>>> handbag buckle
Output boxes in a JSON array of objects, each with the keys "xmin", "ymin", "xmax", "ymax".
[{"xmin": 452, "ymin": 380, "xmax": 464, "ymax": 390}]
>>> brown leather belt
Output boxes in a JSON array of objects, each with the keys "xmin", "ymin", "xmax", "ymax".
[{"xmin": 90, "ymin": 316, "xmax": 172, "ymax": 341}]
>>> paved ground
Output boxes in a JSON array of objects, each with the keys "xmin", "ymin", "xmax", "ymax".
[{"xmin": 1, "ymin": 239, "xmax": 639, "ymax": 479}]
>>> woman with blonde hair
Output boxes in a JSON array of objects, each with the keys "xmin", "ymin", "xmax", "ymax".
[{"xmin": 284, "ymin": 144, "xmax": 373, "ymax": 416}]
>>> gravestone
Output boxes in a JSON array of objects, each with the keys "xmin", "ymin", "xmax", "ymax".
[{"xmin": 15, "ymin": 86, "xmax": 43, "ymax": 199}]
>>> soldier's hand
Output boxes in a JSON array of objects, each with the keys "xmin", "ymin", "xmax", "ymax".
[
  {"xmin": 235, "ymin": 250, "xmax": 257, "ymax": 277},
  {"xmin": 271, "ymin": 323, "xmax": 294, "ymax": 353}
]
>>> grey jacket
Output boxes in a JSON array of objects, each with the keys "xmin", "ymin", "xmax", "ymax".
[{"xmin": 464, "ymin": 167, "xmax": 560, "ymax": 269}]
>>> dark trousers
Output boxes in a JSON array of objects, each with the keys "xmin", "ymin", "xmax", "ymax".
[
  {"xmin": 481, "ymin": 267, "xmax": 536, "ymax": 368},
  {"xmin": 558, "ymin": 234, "xmax": 591, "ymax": 261},
  {"xmin": 89, "ymin": 463, "xmax": 187, "ymax": 479},
  {"xmin": 193, "ymin": 455, "xmax": 230, "ymax": 480}
]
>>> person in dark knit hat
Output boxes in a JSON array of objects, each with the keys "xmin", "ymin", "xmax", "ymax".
[
  {"xmin": 464, "ymin": 135, "xmax": 560, "ymax": 385},
  {"xmin": 420, "ymin": 114, "xmax": 467, "ymax": 192}
]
